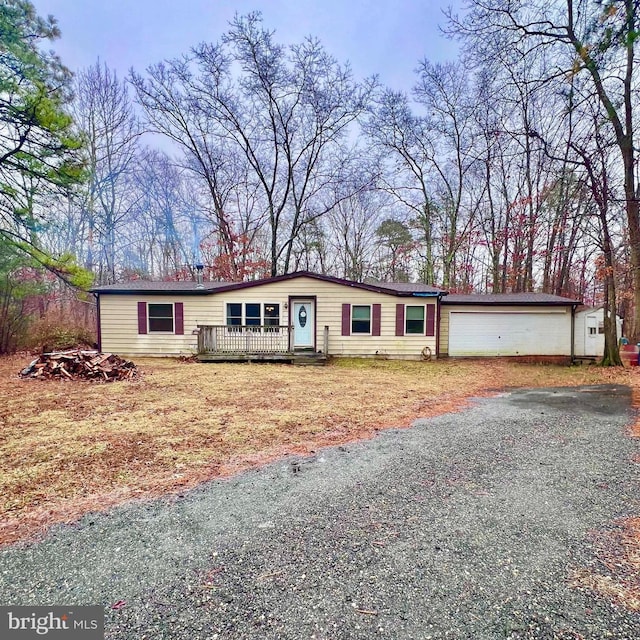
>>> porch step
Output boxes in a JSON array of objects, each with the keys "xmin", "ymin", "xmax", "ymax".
[
  {"xmin": 293, "ymin": 354, "xmax": 328, "ymax": 366},
  {"xmin": 197, "ymin": 352, "xmax": 328, "ymax": 365}
]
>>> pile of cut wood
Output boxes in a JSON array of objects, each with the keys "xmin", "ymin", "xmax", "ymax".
[{"xmin": 20, "ymin": 350, "xmax": 139, "ymax": 382}]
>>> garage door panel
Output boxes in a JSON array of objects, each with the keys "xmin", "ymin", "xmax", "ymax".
[{"xmin": 449, "ymin": 312, "xmax": 569, "ymax": 356}]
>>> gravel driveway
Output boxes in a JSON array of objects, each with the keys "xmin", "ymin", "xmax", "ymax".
[{"xmin": 2, "ymin": 384, "xmax": 640, "ymax": 639}]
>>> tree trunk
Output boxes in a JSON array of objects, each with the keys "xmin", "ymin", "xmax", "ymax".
[
  {"xmin": 624, "ymin": 168, "xmax": 640, "ymax": 340},
  {"xmin": 601, "ymin": 271, "xmax": 622, "ymax": 366}
]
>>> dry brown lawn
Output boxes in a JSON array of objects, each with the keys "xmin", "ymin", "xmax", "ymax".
[{"xmin": 1, "ymin": 355, "xmax": 639, "ymax": 557}]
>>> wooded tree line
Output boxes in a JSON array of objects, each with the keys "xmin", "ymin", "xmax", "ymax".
[{"xmin": 1, "ymin": 1, "xmax": 638, "ymax": 360}]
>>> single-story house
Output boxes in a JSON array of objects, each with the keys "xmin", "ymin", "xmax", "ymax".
[
  {"xmin": 573, "ymin": 306, "xmax": 623, "ymax": 358},
  {"xmin": 90, "ymin": 271, "xmax": 580, "ymax": 361}
]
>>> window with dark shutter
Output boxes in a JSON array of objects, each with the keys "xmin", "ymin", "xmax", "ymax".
[
  {"xmin": 137, "ymin": 302, "xmax": 147, "ymax": 335},
  {"xmin": 341, "ymin": 304, "xmax": 350, "ymax": 336},
  {"xmin": 372, "ymin": 304, "xmax": 381, "ymax": 336},
  {"xmin": 405, "ymin": 306, "xmax": 425, "ymax": 334}
]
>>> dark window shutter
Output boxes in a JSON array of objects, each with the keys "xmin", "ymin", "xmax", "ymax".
[
  {"xmin": 175, "ymin": 302, "xmax": 184, "ymax": 335},
  {"xmin": 372, "ymin": 304, "xmax": 381, "ymax": 336},
  {"xmin": 395, "ymin": 304, "xmax": 405, "ymax": 337},
  {"xmin": 426, "ymin": 303, "xmax": 436, "ymax": 337},
  {"xmin": 341, "ymin": 304, "xmax": 351, "ymax": 336},
  {"xmin": 137, "ymin": 302, "xmax": 147, "ymax": 334}
]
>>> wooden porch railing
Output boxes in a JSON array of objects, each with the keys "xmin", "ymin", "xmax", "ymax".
[{"xmin": 197, "ymin": 325, "xmax": 293, "ymax": 354}]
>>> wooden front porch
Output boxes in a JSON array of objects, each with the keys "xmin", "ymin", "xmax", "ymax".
[{"xmin": 196, "ymin": 325, "xmax": 328, "ymax": 365}]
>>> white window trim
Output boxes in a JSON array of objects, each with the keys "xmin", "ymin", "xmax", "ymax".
[
  {"xmin": 244, "ymin": 301, "xmax": 263, "ymax": 328},
  {"xmin": 148, "ymin": 302, "xmax": 176, "ymax": 334},
  {"xmin": 351, "ymin": 304, "xmax": 372, "ymax": 336},
  {"xmin": 225, "ymin": 301, "xmax": 244, "ymax": 330},
  {"xmin": 225, "ymin": 302, "xmax": 282, "ymax": 329},
  {"xmin": 404, "ymin": 304, "xmax": 426, "ymax": 336},
  {"xmin": 263, "ymin": 302, "xmax": 281, "ymax": 329}
]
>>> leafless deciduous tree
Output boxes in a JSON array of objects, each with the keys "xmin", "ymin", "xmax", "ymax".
[
  {"xmin": 325, "ymin": 186, "xmax": 389, "ymax": 281},
  {"xmin": 448, "ymin": 0, "xmax": 640, "ymax": 336},
  {"xmin": 366, "ymin": 61, "xmax": 481, "ymax": 289},
  {"xmin": 131, "ymin": 12, "xmax": 376, "ymax": 277},
  {"xmin": 73, "ymin": 61, "xmax": 143, "ymax": 283}
]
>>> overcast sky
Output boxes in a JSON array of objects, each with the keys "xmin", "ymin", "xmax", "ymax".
[{"xmin": 31, "ymin": 0, "xmax": 461, "ymax": 93}]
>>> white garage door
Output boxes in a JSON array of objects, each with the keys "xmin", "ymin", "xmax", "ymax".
[{"xmin": 449, "ymin": 312, "xmax": 570, "ymax": 356}]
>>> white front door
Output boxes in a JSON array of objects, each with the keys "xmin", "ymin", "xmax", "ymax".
[{"xmin": 292, "ymin": 300, "xmax": 314, "ymax": 349}]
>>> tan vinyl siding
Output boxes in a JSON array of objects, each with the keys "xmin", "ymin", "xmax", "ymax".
[
  {"xmin": 219, "ymin": 278, "xmax": 437, "ymax": 358},
  {"xmin": 439, "ymin": 305, "xmax": 570, "ymax": 356},
  {"xmin": 99, "ymin": 277, "xmax": 439, "ymax": 358},
  {"xmin": 100, "ymin": 295, "xmax": 214, "ymax": 356}
]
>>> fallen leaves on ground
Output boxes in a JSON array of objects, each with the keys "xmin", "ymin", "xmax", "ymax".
[
  {"xmin": 0, "ymin": 355, "xmax": 638, "ymax": 552},
  {"xmin": 571, "ymin": 517, "xmax": 640, "ymax": 612}
]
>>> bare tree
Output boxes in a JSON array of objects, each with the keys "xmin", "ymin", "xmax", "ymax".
[
  {"xmin": 365, "ymin": 89, "xmax": 439, "ymax": 282},
  {"xmin": 325, "ymin": 186, "xmax": 388, "ymax": 281},
  {"xmin": 73, "ymin": 61, "xmax": 143, "ymax": 283},
  {"xmin": 132, "ymin": 12, "xmax": 376, "ymax": 276},
  {"xmin": 564, "ymin": 86, "xmax": 624, "ymax": 365},
  {"xmin": 366, "ymin": 61, "xmax": 481, "ymax": 288},
  {"xmin": 448, "ymin": 0, "xmax": 640, "ymax": 336},
  {"xmin": 129, "ymin": 60, "xmax": 255, "ymax": 280},
  {"xmin": 127, "ymin": 149, "xmax": 192, "ymax": 278},
  {"xmin": 413, "ymin": 61, "xmax": 481, "ymax": 288}
]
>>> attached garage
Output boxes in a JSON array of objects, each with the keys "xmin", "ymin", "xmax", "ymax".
[{"xmin": 440, "ymin": 293, "xmax": 579, "ymax": 358}]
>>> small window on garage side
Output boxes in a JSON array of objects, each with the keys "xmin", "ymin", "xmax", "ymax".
[
  {"xmin": 588, "ymin": 326, "xmax": 597, "ymax": 335},
  {"xmin": 405, "ymin": 305, "xmax": 425, "ymax": 334},
  {"xmin": 148, "ymin": 303, "xmax": 174, "ymax": 332},
  {"xmin": 351, "ymin": 305, "xmax": 371, "ymax": 334}
]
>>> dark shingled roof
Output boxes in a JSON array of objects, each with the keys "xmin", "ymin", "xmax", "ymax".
[
  {"xmin": 442, "ymin": 292, "xmax": 580, "ymax": 306},
  {"xmin": 373, "ymin": 281, "xmax": 445, "ymax": 294},
  {"xmin": 91, "ymin": 271, "xmax": 445, "ymax": 297},
  {"xmin": 90, "ymin": 274, "xmax": 578, "ymax": 305},
  {"xmin": 91, "ymin": 280, "xmax": 229, "ymax": 294}
]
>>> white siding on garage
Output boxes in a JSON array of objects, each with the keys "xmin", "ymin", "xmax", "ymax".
[
  {"xmin": 573, "ymin": 308, "xmax": 623, "ymax": 357},
  {"xmin": 446, "ymin": 308, "xmax": 572, "ymax": 356}
]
